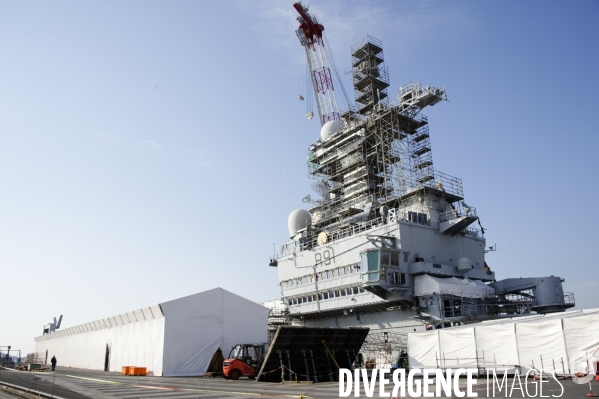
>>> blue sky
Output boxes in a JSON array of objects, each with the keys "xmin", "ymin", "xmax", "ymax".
[{"xmin": 1, "ymin": 0, "xmax": 598, "ymax": 353}]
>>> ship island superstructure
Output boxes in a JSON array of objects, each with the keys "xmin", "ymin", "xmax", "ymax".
[{"xmin": 268, "ymin": 4, "xmax": 574, "ymax": 343}]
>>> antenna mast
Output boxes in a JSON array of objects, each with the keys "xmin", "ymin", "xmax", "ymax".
[{"xmin": 293, "ymin": 2, "xmax": 340, "ymax": 126}]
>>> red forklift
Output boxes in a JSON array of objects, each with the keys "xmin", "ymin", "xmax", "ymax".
[{"xmin": 222, "ymin": 343, "xmax": 268, "ymax": 380}]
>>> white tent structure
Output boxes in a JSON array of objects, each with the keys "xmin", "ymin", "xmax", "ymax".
[
  {"xmin": 34, "ymin": 288, "xmax": 270, "ymax": 376},
  {"xmin": 408, "ymin": 308, "xmax": 599, "ymax": 375}
]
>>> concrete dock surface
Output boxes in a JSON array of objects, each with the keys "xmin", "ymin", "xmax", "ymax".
[{"xmin": 1, "ymin": 367, "xmax": 598, "ymax": 398}]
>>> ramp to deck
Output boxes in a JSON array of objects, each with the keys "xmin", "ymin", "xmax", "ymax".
[{"xmin": 256, "ymin": 326, "xmax": 369, "ymax": 382}]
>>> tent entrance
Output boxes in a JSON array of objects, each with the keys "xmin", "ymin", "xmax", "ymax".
[
  {"xmin": 104, "ymin": 345, "xmax": 110, "ymax": 371},
  {"xmin": 206, "ymin": 348, "xmax": 224, "ymax": 374}
]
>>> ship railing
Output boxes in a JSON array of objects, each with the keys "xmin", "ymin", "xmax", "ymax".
[
  {"xmin": 275, "ymin": 208, "xmax": 439, "ymax": 259},
  {"xmin": 440, "ymin": 300, "xmax": 534, "ymax": 319},
  {"xmin": 406, "ymin": 170, "xmax": 464, "ymax": 200},
  {"xmin": 563, "ymin": 292, "xmax": 575, "ymax": 305},
  {"xmin": 439, "ymin": 207, "xmax": 477, "ymax": 222},
  {"xmin": 464, "ymin": 227, "xmax": 481, "ymax": 237},
  {"xmin": 301, "ymin": 214, "xmax": 387, "ymax": 251}
]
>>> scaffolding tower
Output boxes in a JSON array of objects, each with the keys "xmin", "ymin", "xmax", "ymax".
[
  {"xmin": 351, "ymin": 35, "xmax": 390, "ymax": 115},
  {"xmin": 307, "ymin": 35, "xmax": 453, "ymax": 230}
]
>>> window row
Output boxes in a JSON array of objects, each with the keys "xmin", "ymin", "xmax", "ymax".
[
  {"xmin": 281, "ymin": 263, "xmax": 361, "ymax": 289},
  {"xmin": 288, "ymin": 286, "xmax": 366, "ymax": 306}
]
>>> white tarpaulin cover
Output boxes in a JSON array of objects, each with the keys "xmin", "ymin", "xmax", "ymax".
[
  {"xmin": 516, "ymin": 318, "xmax": 568, "ymax": 373},
  {"xmin": 563, "ymin": 312, "xmax": 599, "ymax": 374},
  {"xmin": 414, "ymin": 275, "xmax": 495, "ymax": 299},
  {"xmin": 407, "ymin": 330, "xmax": 439, "ymax": 369},
  {"xmin": 408, "ymin": 308, "xmax": 599, "ymax": 375},
  {"xmin": 474, "ymin": 322, "xmax": 519, "ymax": 373},
  {"xmin": 161, "ymin": 288, "xmax": 270, "ymax": 377},
  {"xmin": 438, "ymin": 328, "xmax": 478, "ymax": 368},
  {"xmin": 34, "ymin": 287, "xmax": 270, "ymax": 377}
]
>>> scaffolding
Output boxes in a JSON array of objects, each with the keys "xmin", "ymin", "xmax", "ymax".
[
  {"xmin": 306, "ymin": 35, "xmax": 451, "ymax": 231},
  {"xmin": 261, "ymin": 300, "xmax": 292, "ymax": 343},
  {"xmin": 351, "ymin": 35, "xmax": 390, "ymax": 115},
  {"xmin": 355, "ymin": 331, "xmax": 408, "ymax": 369},
  {"xmin": 0, "ymin": 347, "xmax": 23, "ymax": 368}
]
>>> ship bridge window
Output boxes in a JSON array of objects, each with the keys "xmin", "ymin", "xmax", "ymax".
[
  {"xmin": 381, "ymin": 252, "xmax": 390, "ymax": 266},
  {"xmin": 364, "ymin": 251, "xmax": 379, "ymax": 281},
  {"xmin": 381, "ymin": 251, "xmax": 400, "ymax": 267},
  {"xmin": 408, "ymin": 211, "xmax": 429, "ymax": 225},
  {"xmin": 362, "ymin": 250, "xmax": 393, "ymax": 281}
]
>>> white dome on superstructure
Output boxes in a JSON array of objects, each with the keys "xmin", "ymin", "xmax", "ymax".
[
  {"xmin": 457, "ymin": 257, "xmax": 473, "ymax": 272},
  {"xmin": 320, "ymin": 120, "xmax": 344, "ymax": 141},
  {"xmin": 288, "ymin": 209, "xmax": 312, "ymax": 238}
]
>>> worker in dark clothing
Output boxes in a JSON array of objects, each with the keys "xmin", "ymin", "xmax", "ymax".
[
  {"xmin": 398, "ymin": 350, "xmax": 408, "ymax": 369},
  {"xmin": 51, "ymin": 356, "xmax": 57, "ymax": 371}
]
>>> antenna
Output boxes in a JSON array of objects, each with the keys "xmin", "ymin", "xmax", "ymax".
[
  {"xmin": 269, "ymin": 244, "xmax": 278, "ymax": 267},
  {"xmin": 485, "ymin": 244, "xmax": 497, "ymax": 253}
]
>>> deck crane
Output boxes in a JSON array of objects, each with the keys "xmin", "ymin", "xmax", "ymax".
[{"xmin": 293, "ymin": 2, "xmax": 341, "ymax": 126}]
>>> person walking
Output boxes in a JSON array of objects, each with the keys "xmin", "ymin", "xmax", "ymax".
[{"xmin": 50, "ymin": 356, "xmax": 57, "ymax": 371}]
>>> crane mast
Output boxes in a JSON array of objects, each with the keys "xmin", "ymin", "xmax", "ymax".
[{"xmin": 293, "ymin": 2, "xmax": 340, "ymax": 126}]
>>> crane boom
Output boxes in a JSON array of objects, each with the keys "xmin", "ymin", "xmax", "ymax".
[{"xmin": 293, "ymin": 2, "xmax": 340, "ymax": 125}]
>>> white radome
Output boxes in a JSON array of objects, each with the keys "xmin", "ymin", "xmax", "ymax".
[
  {"xmin": 457, "ymin": 257, "xmax": 473, "ymax": 272},
  {"xmin": 288, "ymin": 209, "xmax": 312, "ymax": 238},
  {"xmin": 320, "ymin": 120, "xmax": 344, "ymax": 141}
]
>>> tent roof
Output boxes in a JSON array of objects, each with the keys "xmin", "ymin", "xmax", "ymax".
[{"xmin": 34, "ymin": 287, "xmax": 265, "ymax": 341}]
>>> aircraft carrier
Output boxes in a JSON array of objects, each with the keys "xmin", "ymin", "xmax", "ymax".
[{"xmin": 267, "ymin": 3, "xmax": 575, "ymax": 352}]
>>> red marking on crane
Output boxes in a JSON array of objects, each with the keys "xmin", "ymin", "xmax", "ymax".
[{"xmin": 293, "ymin": 3, "xmax": 324, "ymax": 47}]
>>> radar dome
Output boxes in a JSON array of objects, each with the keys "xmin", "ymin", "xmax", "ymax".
[
  {"xmin": 457, "ymin": 257, "xmax": 473, "ymax": 272},
  {"xmin": 320, "ymin": 120, "xmax": 343, "ymax": 141},
  {"xmin": 288, "ymin": 209, "xmax": 312, "ymax": 238}
]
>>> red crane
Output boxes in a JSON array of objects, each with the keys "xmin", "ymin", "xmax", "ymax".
[{"xmin": 293, "ymin": 2, "xmax": 341, "ymax": 125}]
